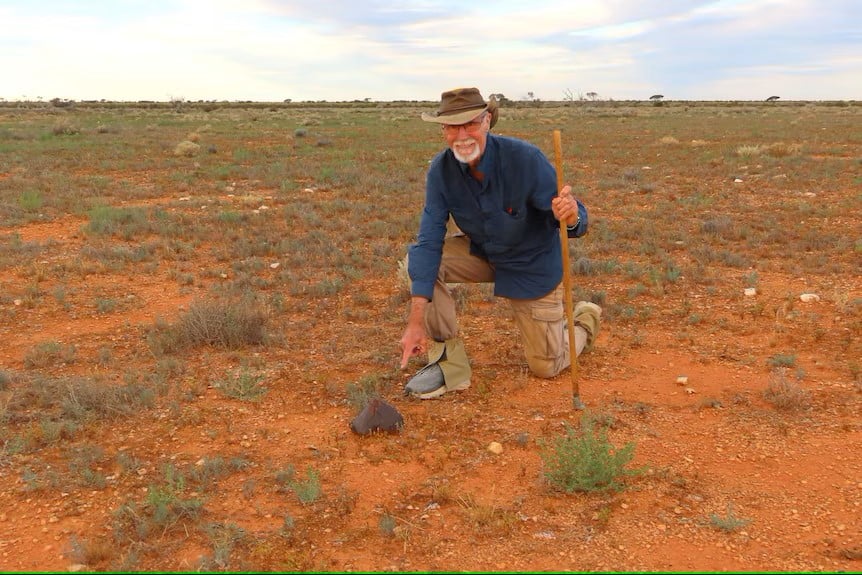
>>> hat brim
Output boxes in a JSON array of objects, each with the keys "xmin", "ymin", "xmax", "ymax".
[{"xmin": 421, "ymin": 105, "xmax": 488, "ymax": 125}]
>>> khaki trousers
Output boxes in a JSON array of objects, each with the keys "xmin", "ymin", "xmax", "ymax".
[{"xmin": 423, "ymin": 235, "xmax": 586, "ymax": 379}]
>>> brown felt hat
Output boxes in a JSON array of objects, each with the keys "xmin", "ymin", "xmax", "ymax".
[{"xmin": 421, "ymin": 87, "xmax": 499, "ymax": 129}]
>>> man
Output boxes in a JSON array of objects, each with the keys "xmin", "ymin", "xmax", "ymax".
[{"xmin": 399, "ymin": 87, "xmax": 602, "ymax": 399}]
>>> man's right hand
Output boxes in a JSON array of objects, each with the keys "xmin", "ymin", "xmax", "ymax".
[
  {"xmin": 551, "ymin": 184, "xmax": 579, "ymax": 226},
  {"xmin": 400, "ymin": 297, "xmax": 429, "ymax": 369},
  {"xmin": 399, "ymin": 324, "xmax": 427, "ymax": 369}
]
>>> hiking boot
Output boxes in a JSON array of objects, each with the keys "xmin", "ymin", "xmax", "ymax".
[
  {"xmin": 404, "ymin": 338, "xmax": 472, "ymax": 400},
  {"xmin": 404, "ymin": 362, "xmax": 447, "ymax": 399},
  {"xmin": 573, "ymin": 301, "xmax": 602, "ymax": 352}
]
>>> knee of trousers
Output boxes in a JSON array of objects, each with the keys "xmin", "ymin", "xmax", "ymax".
[{"xmin": 526, "ymin": 355, "xmax": 565, "ymax": 379}]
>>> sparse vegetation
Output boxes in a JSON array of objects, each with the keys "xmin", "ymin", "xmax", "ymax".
[
  {"xmin": 345, "ymin": 373, "xmax": 385, "ymax": 412},
  {"xmin": 213, "ymin": 367, "xmax": 268, "ymax": 401},
  {"xmin": 199, "ymin": 522, "xmax": 249, "ymax": 571},
  {"xmin": 378, "ymin": 512, "xmax": 397, "ymax": 537},
  {"xmin": 287, "ymin": 466, "xmax": 322, "ymax": 505},
  {"xmin": 23, "ymin": 341, "xmax": 76, "ymax": 368},
  {"xmin": 0, "ymin": 99, "xmax": 857, "ymax": 572},
  {"xmin": 112, "ymin": 464, "xmax": 205, "ymax": 545},
  {"xmin": 0, "ymin": 370, "xmax": 12, "ymax": 391},
  {"xmin": 710, "ymin": 503, "xmax": 752, "ymax": 533},
  {"xmin": 148, "ymin": 296, "xmax": 268, "ymax": 353},
  {"xmin": 458, "ymin": 494, "xmax": 518, "ymax": 535},
  {"xmin": 768, "ymin": 353, "xmax": 797, "ymax": 368},
  {"xmin": 763, "ymin": 368, "xmax": 811, "ymax": 411}
]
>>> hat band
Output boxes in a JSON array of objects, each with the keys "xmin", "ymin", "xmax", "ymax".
[{"xmin": 437, "ymin": 103, "xmax": 487, "ymax": 117}]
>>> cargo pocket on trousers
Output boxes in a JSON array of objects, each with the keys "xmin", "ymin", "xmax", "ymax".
[{"xmin": 529, "ymin": 302, "xmax": 565, "ymax": 360}]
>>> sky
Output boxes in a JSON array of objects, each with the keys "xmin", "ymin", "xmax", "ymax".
[{"xmin": 2, "ymin": 0, "xmax": 860, "ymax": 102}]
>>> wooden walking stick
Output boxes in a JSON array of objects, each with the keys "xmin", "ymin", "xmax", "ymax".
[{"xmin": 553, "ymin": 130, "xmax": 586, "ymax": 410}]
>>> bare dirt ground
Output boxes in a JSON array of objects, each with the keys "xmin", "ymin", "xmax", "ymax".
[{"xmin": 0, "ymin": 101, "xmax": 859, "ymax": 572}]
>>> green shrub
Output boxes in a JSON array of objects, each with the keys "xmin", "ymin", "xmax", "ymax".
[
  {"xmin": 112, "ymin": 464, "xmax": 204, "ymax": 544},
  {"xmin": 289, "ymin": 466, "xmax": 322, "ymax": 504},
  {"xmin": 214, "ymin": 368, "xmax": 267, "ymax": 401},
  {"xmin": 540, "ymin": 413, "xmax": 641, "ymax": 493}
]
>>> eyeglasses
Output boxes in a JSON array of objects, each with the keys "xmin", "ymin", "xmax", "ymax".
[{"xmin": 442, "ymin": 113, "xmax": 487, "ymax": 136}]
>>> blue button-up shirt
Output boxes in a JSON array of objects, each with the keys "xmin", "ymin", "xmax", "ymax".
[{"xmin": 408, "ymin": 133, "xmax": 588, "ymax": 300}]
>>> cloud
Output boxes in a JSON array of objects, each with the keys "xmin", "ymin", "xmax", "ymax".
[{"xmin": 1, "ymin": 0, "xmax": 859, "ymax": 101}]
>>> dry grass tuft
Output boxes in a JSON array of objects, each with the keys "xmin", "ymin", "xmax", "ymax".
[
  {"xmin": 147, "ymin": 297, "xmax": 268, "ymax": 356},
  {"xmin": 763, "ymin": 368, "xmax": 811, "ymax": 411},
  {"xmin": 173, "ymin": 140, "xmax": 200, "ymax": 156}
]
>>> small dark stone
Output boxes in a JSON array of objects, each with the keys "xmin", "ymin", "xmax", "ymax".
[{"xmin": 350, "ymin": 398, "xmax": 404, "ymax": 435}]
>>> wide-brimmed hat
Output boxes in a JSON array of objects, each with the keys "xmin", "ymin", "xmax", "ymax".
[{"xmin": 421, "ymin": 87, "xmax": 498, "ymax": 129}]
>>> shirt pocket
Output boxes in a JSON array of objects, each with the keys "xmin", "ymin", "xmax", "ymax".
[{"xmin": 483, "ymin": 209, "xmax": 527, "ymax": 255}]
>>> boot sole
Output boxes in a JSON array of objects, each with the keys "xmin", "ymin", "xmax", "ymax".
[{"xmin": 408, "ymin": 379, "xmax": 471, "ymax": 400}]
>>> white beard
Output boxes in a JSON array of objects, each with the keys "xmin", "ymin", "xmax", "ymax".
[{"xmin": 452, "ymin": 137, "xmax": 480, "ymax": 164}]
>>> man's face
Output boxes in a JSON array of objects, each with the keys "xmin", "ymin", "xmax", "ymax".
[{"xmin": 442, "ymin": 112, "xmax": 489, "ymax": 165}]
